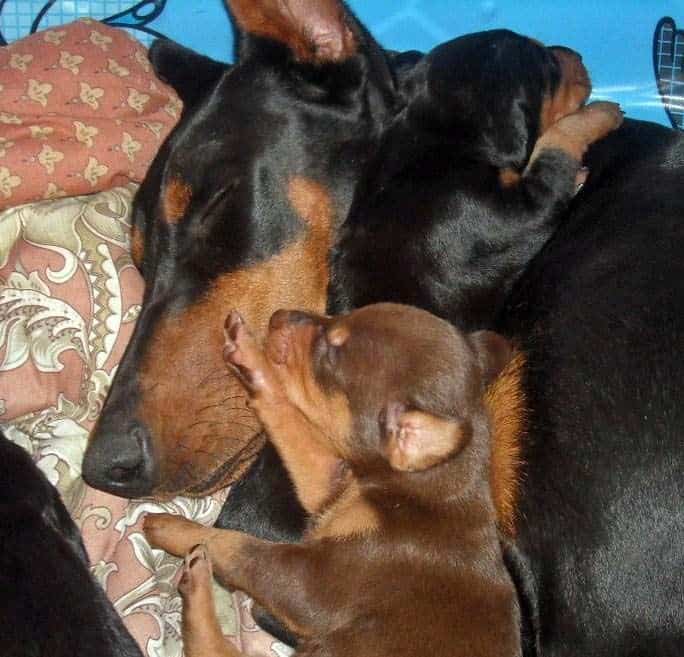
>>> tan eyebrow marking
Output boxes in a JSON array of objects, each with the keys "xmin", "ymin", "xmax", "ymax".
[{"xmin": 162, "ymin": 178, "xmax": 192, "ymax": 224}]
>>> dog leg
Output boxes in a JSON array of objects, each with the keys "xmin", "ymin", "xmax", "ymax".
[
  {"xmin": 480, "ymin": 101, "xmax": 624, "ymax": 299},
  {"xmin": 224, "ymin": 311, "xmax": 344, "ymax": 514},
  {"xmin": 145, "ymin": 513, "xmax": 224, "ymax": 556},
  {"xmin": 145, "ymin": 514, "xmax": 331, "ymax": 639},
  {"xmin": 525, "ymin": 101, "xmax": 624, "ymax": 170},
  {"xmin": 179, "ymin": 544, "xmax": 242, "ymax": 657}
]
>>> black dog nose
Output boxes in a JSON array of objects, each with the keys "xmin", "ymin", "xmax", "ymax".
[
  {"xmin": 107, "ymin": 425, "xmax": 148, "ymax": 483},
  {"xmin": 82, "ymin": 421, "xmax": 158, "ymax": 498}
]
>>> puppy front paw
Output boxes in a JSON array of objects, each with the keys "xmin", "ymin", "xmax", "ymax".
[
  {"xmin": 144, "ymin": 513, "xmax": 211, "ymax": 556},
  {"xmin": 224, "ymin": 311, "xmax": 260, "ymax": 389},
  {"xmin": 542, "ymin": 101, "xmax": 623, "ymax": 160},
  {"xmin": 562, "ymin": 100, "xmax": 623, "ymax": 142}
]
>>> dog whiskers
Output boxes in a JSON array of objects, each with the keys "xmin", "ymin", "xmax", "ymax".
[{"xmin": 196, "ymin": 395, "xmax": 248, "ymax": 415}]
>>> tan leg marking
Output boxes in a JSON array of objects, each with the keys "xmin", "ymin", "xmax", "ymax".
[{"xmin": 485, "ymin": 350, "xmax": 527, "ymax": 536}]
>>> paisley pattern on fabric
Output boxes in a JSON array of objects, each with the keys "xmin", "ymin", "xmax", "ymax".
[{"xmin": 0, "ymin": 186, "xmax": 291, "ymax": 657}]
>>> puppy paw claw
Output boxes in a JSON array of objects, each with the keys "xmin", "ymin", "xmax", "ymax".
[
  {"xmin": 178, "ymin": 543, "xmax": 213, "ymax": 598},
  {"xmin": 223, "ymin": 310, "xmax": 284, "ymax": 402},
  {"xmin": 223, "ymin": 310, "xmax": 263, "ymax": 389}
]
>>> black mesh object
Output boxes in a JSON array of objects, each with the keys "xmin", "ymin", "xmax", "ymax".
[
  {"xmin": 654, "ymin": 16, "xmax": 684, "ymax": 131},
  {"xmin": 0, "ymin": 0, "xmax": 168, "ymax": 47}
]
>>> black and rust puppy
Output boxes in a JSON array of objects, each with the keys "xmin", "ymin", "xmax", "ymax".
[
  {"xmin": 330, "ymin": 32, "xmax": 622, "ymax": 330},
  {"xmin": 145, "ymin": 303, "xmax": 520, "ymax": 657},
  {"xmin": 0, "ymin": 430, "xmax": 143, "ymax": 657}
]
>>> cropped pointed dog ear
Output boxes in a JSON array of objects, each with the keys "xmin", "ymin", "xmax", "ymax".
[
  {"xmin": 226, "ymin": 0, "xmax": 357, "ymax": 64},
  {"xmin": 381, "ymin": 402, "xmax": 468, "ymax": 472},
  {"xmin": 468, "ymin": 330, "xmax": 513, "ymax": 388},
  {"xmin": 148, "ymin": 39, "xmax": 231, "ymax": 107}
]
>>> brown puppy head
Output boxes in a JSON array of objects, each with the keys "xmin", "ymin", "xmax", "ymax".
[{"xmin": 264, "ymin": 303, "xmax": 511, "ymax": 473}]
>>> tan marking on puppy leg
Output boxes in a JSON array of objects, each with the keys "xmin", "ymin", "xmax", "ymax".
[
  {"xmin": 528, "ymin": 101, "xmax": 623, "ymax": 167},
  {"xmin": 162, "ymin": 177, "xmax": 192, "ymax": 224},
  {"xmin": 484, "ymin": 350, "xmax": 526, "ymax": 536},
  {"xmin": 179, "ymin": 545, "xmax": 242, "ymax": 657}
]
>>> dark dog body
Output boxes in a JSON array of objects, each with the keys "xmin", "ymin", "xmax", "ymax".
[
  {"xmin": 146, "ymin": 303, "xmax": 522, "ymax": 657},
  {"xmin": 225, "ymin": 118, "xmax": 684, "ymax": 656},
  {"xmin": 0, "ymin": 430, "xmax": 143, "ymax": 657},
  {"xmin": 83, "ymin": 1, "xmax": 684, "ymax": 654},
  {"xmin": 497, "ymin": 121, "xmax": 684, "ymax": 656}
]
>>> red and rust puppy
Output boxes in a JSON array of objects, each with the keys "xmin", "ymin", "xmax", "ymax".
[{"xmin": 146, "ymin": 303, "xmax": 520, "ymax": 657}]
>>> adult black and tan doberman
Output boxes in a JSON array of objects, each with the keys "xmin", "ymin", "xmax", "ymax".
[{"xmin": 83, "ymin": 1, "xmax": 684, "ymax": 655}]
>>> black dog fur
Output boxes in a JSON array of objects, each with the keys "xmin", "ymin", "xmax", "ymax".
[
  {"xmin": 330, "ymin": 33, "xmax": 587, "ymax": 329},
  {"xmin": 0, "ymin": 430, "xmax": 143, "ymax": 657}
]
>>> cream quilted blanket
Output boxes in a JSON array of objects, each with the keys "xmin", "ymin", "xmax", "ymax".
[{"xmin": 0, "ymin": 184, "xmax": 291, "ymax": 657}]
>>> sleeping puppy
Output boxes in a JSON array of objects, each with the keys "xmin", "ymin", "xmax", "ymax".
[
  {"xmin": 145, "ymin": 303, "xmax": 520, "ymax": 657},
  {"xmin": 329, "ymin": 33, "xmax": 623, "ymax": 330},
  {"xmin": 0, "ymin": 430, "xmax": 143, "ymax": 657}
]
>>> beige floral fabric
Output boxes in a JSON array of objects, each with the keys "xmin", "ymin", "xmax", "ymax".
[
  {"xmin": 0, "ymin": 20, "xmax": 181, "ymax": 210},
  {"xmin": 0, "ymin": 186, "xmax": 291, "ymax": 657}
]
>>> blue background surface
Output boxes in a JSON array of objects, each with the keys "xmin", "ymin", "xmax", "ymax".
[{"xmin": 1, "ymin": 1, "xmax": 682, "ymax": 126}]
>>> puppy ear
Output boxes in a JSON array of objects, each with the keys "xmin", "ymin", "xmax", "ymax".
[
  {"xmin": 148, "ymin": 39, "xmax": 230, "ymax": 107},
  {"xmin": 469, "ymin": 330, "xmax": 513, "ymax": 387},
  {"xmin": 381, "ymin": 402, "xmax": 467, "ymax": 472},
  {"xmin": 226, "ymin": 0, "xmax": 357, "ymax": 64}
]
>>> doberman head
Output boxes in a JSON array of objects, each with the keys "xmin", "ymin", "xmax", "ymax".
[
  {"xmin": 82, "ymin": 0, "xmax": 590, "ymax": 500},
  {"xmin": 82, "ymin": 0, "xmax": 399, "ymax": 498}
]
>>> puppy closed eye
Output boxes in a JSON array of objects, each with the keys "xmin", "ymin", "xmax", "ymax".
[
  {"xmin": 323, "ymin": 326, "xmax": 350, "ymax": 367},
  {"xmin": 315, "ymin": 332, "xmax": 337, "ymax": 369},
  {"xmin": 312, "ymin": 327, "xmax": 343, "ymax": 372}
]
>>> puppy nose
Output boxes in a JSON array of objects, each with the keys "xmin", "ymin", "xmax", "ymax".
[
  {"xmin": 269, "ymin": 309, "xmax": 316, "ymax": 331},
  {"xmin": 82, "ymin": 421, "xmax": 158, "ymax": 498}
]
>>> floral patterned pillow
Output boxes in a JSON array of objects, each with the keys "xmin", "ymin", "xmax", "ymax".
[
  {"xmin": 0, "ymin": 19, "xmax": 181, "ymax": 210},
  {"xmin": 0, "ymin": 186, "xmax": 291, "ymax": 657}
]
